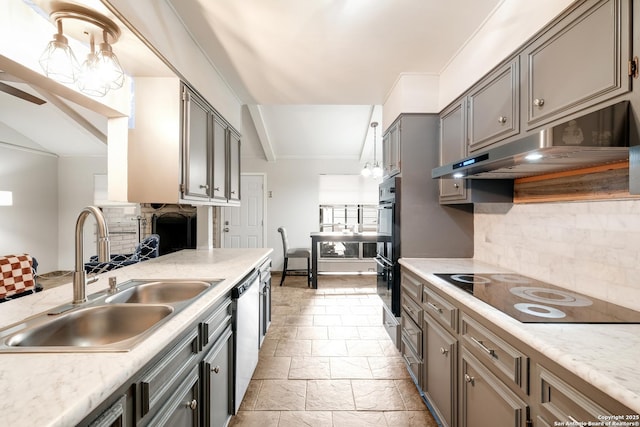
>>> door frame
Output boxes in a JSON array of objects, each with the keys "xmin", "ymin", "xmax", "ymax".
[{"xmin": 219, "ymin": 173, "xmax": 267, "ymax": 248}]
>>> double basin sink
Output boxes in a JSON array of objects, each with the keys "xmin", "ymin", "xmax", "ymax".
[{"xmin": 0, "ymin": 279, "xmax": 222, "ymax": 352}]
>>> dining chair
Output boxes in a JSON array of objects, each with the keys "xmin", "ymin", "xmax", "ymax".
[{"xmin": 277, "ymin": 227, "xmax": 311, "ymax": 286}]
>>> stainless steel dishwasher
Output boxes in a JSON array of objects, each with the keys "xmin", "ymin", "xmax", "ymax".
[{"xmin": 232, "ymin": 270, "xmax": 260, "ymax": 413}]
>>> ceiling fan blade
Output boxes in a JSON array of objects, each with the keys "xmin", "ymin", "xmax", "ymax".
[{"xmin": 0, "ymin": 82, "xmax": 46, "ymax": 105}]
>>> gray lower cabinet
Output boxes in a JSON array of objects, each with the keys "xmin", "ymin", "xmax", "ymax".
[
  {"xmin": 400, "ymin": 270, "xmax": 424, "ymax": 391},
  {"xmin": 146, "ymin": 367, "xmax": 201, "ymax": 427},
  {"xmin": 423, "ymin": 312, "xmax": 457, "ymax": 427},
  {"xmin": 523, "ymin": 0, "xmax": 631, "ymax": 128},
  {"xmin": 460, "ymin": 348, "xmax": 528, "ymax": 427},
  {"xmin": 202, "ymin": 326, "xmax": 233, "ymax": 427},
  {"xmin": 80, "ymin": 291, "xmax": 239, "ymax": 427}
]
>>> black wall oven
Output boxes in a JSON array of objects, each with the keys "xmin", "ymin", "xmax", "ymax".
[{"xmin": 376, "ymin": 177, "xmax": 400, "ymax": 316}]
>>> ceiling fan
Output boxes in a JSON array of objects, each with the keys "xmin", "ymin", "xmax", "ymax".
[{"xmin": 0, "ymin": 70, "xmax": 47, "ymax": 105}]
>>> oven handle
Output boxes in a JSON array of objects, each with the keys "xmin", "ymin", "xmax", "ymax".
[{"xmin": 374, "ymin": 256, "xmax": 393, "ymax": 269}]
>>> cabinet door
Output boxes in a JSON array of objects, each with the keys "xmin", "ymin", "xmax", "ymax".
[
  {"xmin": 202, "ymin": 327, "xmax": 233, "ymax": 427},
  {"xmin": 439, "ymin": 99, "xmax": 467, "ymax": 202},
  {"xmin": 183, "ymin": 89, "xmax": 210, "ymax": 200},
  {"xmin": 468, "ymin": 58, "xmax": 520, "ymax": 152},
  {"xmin": 524, "ymin": 0, "xmax": 630, "ymax": 128},
  {"xmin": 383, "ymin": 122, "xmax": 400, "ymax": 177},
  {"xmin": 423, "ymin": 314, "xmax": 457, "ymax": 427},
  {"xmin": 460, "ymin": 349, "xmax": 528, "ymax": 427},
  {"xmin": 146, "ymin": 368, "xmax": 200, "ymax": 427},
  {"xmin": 211, "ymin": 115, "xmax": 228, "ymax": 203},
  {"xmin": 226, "ymin": 131, "xmax": 241, "ymax": 204}
]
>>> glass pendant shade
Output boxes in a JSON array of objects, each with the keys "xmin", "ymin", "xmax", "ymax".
[
  {"xmin": 77, "ymin": 51, "xmax": 109, "ymax": 97},
  {"xmin": 361, "ymin": 163, "xmax": 372, "ymax": 177},
  {"xmin": 372, "ymin": 162, "xmax": 383, "ymax": 178},
  {"xmin": 39, "ymin": 31, "xmax": 79, "ymax": 84},
  {"xmin": 95, "ymin": 41, "xmax": 125, "ymax": 90}
]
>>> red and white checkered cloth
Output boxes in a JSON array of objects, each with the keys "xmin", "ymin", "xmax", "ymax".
[{"xmin": 0, "ymin": 254, "xmax": 34, "ymax": 299}]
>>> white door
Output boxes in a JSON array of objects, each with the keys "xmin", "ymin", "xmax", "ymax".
[{"xmin": 221, "ymin": 174, "xmax": 265, "ymax": 248}]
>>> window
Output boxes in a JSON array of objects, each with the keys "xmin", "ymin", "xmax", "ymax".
[{"xmin": 319, "ymin": 204, "xmax": 377, "ymax": 259}]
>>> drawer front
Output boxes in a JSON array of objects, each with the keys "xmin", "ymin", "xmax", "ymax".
[
  {"xmin": 382, "ymin": 304, "xmax": 400, "ymax": 350},
  {"xmin": 422, "ymin": 285, "xmax": 458, "ymax": 333},
  {"xmin": 200, "ymin": 297, "xmax": 232, "ymax": 350},
  {"xmin": 401, "ymin": 336, "xmax": 422, "ymax": 387},
  {"xmin": 461, "ymin": 314, "xmax": 528, "ymax": 393},
  {"xmin": 400, "ymin": 308, "xmax": 422, "ymax": 357},
  {"xmin": 401, "ymin": 293, "xmax": 423, "ymax": 326},
  {"xmin": 401, "ymin": 271, "xmax": 423, "ymax": 303},
  {"xmin": 139, "ymin": 328, "xmax": 200, "ymax": 417},
  {"xmin": 537, "ymin": 365, "xmax": 612, "ymax": 424}
]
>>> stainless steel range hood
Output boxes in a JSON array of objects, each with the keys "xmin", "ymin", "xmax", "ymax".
[{"xmin": 432, "ymin": 101, "xmax": 630, "ymax": 180}]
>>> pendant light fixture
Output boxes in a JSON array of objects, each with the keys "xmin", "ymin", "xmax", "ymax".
[
  {"xmin": 39, "ymin": 5, "xmax": 125, "ymax": 97},
  {"xmin": 39, "ymin": 20, "xmax": 80, "ymax": 84},
  {"xmin": 361, "ymin": 122, "xmax": 383, "ymax": 178}
]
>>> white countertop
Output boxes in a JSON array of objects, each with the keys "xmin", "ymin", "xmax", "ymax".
[
  {"xmin": 400, "ymin": 258, "xmax": 640, "ymax": 415},
  {"xmin": 0, "ymin": 248, "xmax": 272, "ymax": 427}
]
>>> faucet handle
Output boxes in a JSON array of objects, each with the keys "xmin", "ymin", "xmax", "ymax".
[{"xmin": 108, "ymin": 277, "xmax": 118, "ymax": 294}]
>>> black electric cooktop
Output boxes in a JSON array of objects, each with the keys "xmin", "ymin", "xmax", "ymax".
[{"xmin": 434, "ymin": 273, "xmax": 640, "ymax": 324}]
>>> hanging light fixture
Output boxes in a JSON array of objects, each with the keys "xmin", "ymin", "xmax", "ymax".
[
  {"xmin": 361, "ymin": 122, "xmax": 382, "ymax": 178},
  {"xmin": 39, "ymin": 20, "xmax": 80, "ymax": 84},
  {"xmin": 370, "ymin": 122, "xmax": 383, "ymax": 178},
  {"xmin": 39, "ymin": 5, "xmax": 125, "ymax": 97}
]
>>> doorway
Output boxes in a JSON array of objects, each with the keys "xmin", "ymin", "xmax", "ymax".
[{"xmin": 221, "ymin": 174, "xmax": 266, "ymax": 248}]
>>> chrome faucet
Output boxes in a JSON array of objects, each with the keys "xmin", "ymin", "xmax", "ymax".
[{"xmin": 72, "ymin": 206, "xmax": 111, "ymax": 304}]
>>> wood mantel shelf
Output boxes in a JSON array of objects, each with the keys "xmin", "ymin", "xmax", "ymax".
[{"xmin": 513, "ymin": 161, "xmax": 640, "ymax": 203}]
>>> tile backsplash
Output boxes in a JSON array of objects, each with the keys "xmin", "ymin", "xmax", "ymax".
[{"xmin": 474, "ymin": 200, "xmax": 640, "ymax": 310}]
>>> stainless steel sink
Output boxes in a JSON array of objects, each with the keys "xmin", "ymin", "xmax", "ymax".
[
  {"xmin": 6, "ymin": 304, "xmax": 173, "ymax": 349},
  {"xmin": 0, "ymin": 278, "xmax": 222, "ymax": 353},
  {"xmin": 105, "ymin": 280, "xmax": 211, "ymax": 304}
]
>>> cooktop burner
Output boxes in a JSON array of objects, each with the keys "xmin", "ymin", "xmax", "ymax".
[{"xmin": 434, "ymin": 273, "xmax": 640, "ymax": 323}]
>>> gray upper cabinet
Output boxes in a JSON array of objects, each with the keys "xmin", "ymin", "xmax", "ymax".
[
  {"xmin": 439, "ymin": 98, "xmax": 467, "ymax": 202},
  {"xmin": 183, "ymin": 88, "xmax": 211, "ymax": 201},
  {"xmin": 211, "ymin": 115, "xmax": 228, "ymax": 204},
  {"xmin": 523, "ymin": 0, "xmax": 631, "ymax": 129},
  {"xmin": 468, "ymin": 58, "xmax": 520, "ymax": 153},
  {"xmin": 125, "ymin": 78, "xmax": 241, "ymax": 206},
  {"xmin": 227, "ymin": 131, "xmax": 241, "ymax": 204},
  {"xmin": 382, "ymin": 121, "xmax": 401, "ymax": 177},
  {"xmin": 181, "ymin": 83, "xmax": 242, "ymax": 206}
]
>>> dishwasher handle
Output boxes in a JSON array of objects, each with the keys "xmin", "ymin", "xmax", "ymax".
[{"xmin": 232, "ymin": 270, "xmax": 260, "ymax": 298}]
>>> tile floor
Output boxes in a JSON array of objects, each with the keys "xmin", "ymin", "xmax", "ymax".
[{"xmin": 229, "ymin": 274, "xmax": 438, "ymax": 427}]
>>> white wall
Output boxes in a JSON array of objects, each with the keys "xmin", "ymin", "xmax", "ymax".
[
  {"xmin": 242, "ymin": 157, "xmax": 370, "ymax": 271},
  {"xmin": 475, "ymin": 201, "xmax": 640, "ymax": 311},
  {"xmin": 57, "ymin": 157, "xmax": 108, "ymax": 270},
  {"xmin": 0, "ymin": 144, "xmax": 58, "ymax": 273}
]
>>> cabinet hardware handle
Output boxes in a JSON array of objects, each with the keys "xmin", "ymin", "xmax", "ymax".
[
  {"xmin": 470, "ymin": 336, "xmax": 496, "ymax": 357},
  {"xmin": 199, "ymin": 184, "xmax": 209, "ymax": 189},
  {"xmin": 427, "ymin": 302, "xmax": 443, "ymax": 314},
  {"xmin": 440, "ymin": 347, "xmax": 448, "ymax": 356},
  {"xmin": 212, "ymin": 366, "xmax": 221, "ymax": 374},
  {"xmin": 214, "ymin": 187, "xmax": 220, "ymax": 192},
  {"xmin": 453, "ymin": 183, "xmax": 459, "ymax": 189},
  {"xmin": 187, "ymin": 399, "xmax": 198, "ymax": 410},
  {"xmin": 498, "ymin": 116, "xmax": 507, "ymax": 124},
  {"xmin": 231, "ymin": 190, "xmax": 236, "ymax": 194},
  {"xmin": 402, "ymin": 354, "xmax": 420, "ymax": 367},
  {"xmin": 533, "ymin": 98, "xmax": 545, "ymax": 107},
  {"xmin": 464, "ymin": 373, "xmax": 475, "ymax": 385}
]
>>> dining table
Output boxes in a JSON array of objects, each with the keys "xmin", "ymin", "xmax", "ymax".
[{"xmin": 309, "ymin": 231, "xmax": 379, "ymax": 288}]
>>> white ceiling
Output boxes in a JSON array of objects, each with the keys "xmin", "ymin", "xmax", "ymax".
[
  {"xmin": 167, "ymin": 0, "xmax": 504, "ymax": 162},
  {"xmin": 2, "ymin": 0, "xmax": 504, "ymax": 161}
]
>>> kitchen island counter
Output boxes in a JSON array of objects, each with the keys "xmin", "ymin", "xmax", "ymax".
[
  {"xmin": 0, "ymin": 248, "xmax": 272, "ymax": 427},
  {"xmin": 400, "ymin": 258, "xmax": 640, "ymax": 415}
]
